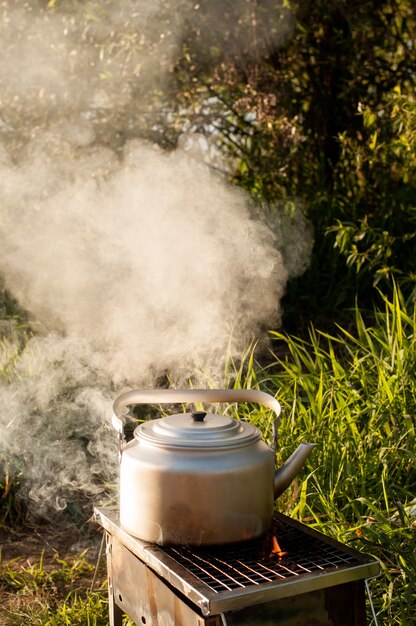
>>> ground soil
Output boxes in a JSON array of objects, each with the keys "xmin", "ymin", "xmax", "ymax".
[
  {"xmin": 0, "ymin": 520, "xmax": 107, "ymax": 626},
  {"xmin": 0, "ymin": 518, "xmax": 102, "ymax": 563}
]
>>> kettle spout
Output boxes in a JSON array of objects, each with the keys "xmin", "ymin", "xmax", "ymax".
[{"xmin": 274, "ymin": 443, "xmax": 316, "ymax": 498}]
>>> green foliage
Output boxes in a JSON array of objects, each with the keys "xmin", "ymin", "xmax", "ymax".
[
  {"xmin": 328, "ymin": 87, "xmax": 416, "ymax": 287},
  {"xmin": 267, "ymin": 287, "xmax": 416, "ymax": 625},
  {"xmin": 271, "ymin": 289, "xmax": 415, "ymax": 509},
  {"xmin": 171, "ymin": 0, "xmax": 416, "ymax": 316}
]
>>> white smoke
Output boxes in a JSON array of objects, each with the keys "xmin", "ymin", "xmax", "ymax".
[
  {"xmin": 0, "ymin": 0, "xmax": 311, "ymax": 517},
  {"xmin": 1, "ymin": 327, "xmax": 115, "ymax": 513},
  {"xmin": 0, "ymin": 130, "xmax": 287, "ymax": 380}
]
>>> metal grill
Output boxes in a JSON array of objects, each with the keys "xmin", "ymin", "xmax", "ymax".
[
  {"xmin": 163, "ymin": 517, "xmax": 363, "ymax": 593},
  {"xmin": 94, "ymin": 507, "xmax": 379, "ymax": 616}
]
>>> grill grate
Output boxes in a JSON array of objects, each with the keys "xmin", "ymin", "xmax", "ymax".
[
  {"xmin": 163, "ymin": 518, "xmax": 362, "ymax": 593},
  {"xmin": 94, "ymin": 507, "xmax": 380, "ymax": 615}
]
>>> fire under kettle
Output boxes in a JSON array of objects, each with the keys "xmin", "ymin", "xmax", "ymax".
[{"xmin": 112, "ymin": 388, "xmax": 316, "ymax": 546}]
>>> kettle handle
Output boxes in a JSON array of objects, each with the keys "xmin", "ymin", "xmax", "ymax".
[{"xmin": 112, "ymin": 388, "xmax": 281, "ymax": 447}]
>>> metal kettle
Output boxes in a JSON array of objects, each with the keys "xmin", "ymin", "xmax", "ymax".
[{"xmin": 112, "ymin": 388, "xmax": 315, "ymax": 546}]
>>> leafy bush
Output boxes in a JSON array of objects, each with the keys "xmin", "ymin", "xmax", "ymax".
[{"xmin": 329, "ymin": 87, "xmax": 416, "ymax": 290}]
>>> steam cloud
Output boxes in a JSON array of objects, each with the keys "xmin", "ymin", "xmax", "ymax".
[{"xmin": 0, "ymin": 0, "xmax": 311, "ymax": 516}]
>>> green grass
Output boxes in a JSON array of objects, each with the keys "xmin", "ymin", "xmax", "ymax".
[
  {"xmin": 1, "ymin": 286, "xmax": 415, "ymax": 624},
  {"xmin": 0, "ymin": 550, "xmax": 109, "ymax": 626},
  {"xmin": 266, "ymin": 286, "xmax": 416, "ymax": 625}
]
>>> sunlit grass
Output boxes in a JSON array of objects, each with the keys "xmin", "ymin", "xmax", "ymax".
[
  {"xmin": 263, "ymin": 286, "xmax": 416, "ymax": 625},
  {"xmin": 0, "ymin": 550, "xmax": 109, "ymax": 625}
]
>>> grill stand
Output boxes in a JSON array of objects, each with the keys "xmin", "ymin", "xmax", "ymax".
[
  {"xmin": 107, "ymin": 535, "xmax": 224, "ymax": 626},
  {"xmin": 95, "ymin": 507, "xmax": 378, "ymax": 626}
]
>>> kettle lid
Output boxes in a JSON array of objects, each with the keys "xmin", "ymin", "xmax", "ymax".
[{"xmin": 134, "ymin": 411, "xmax": 261, "ymax": 449}]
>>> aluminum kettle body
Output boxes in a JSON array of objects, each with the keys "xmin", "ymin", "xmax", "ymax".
[{"xmin": 112, "ymin": 389, "xmax": 315, "ymax": 546}]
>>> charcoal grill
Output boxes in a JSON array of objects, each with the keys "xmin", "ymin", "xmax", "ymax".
[{"xmin": 94, "ymin": 506, "xmax": 379, "ymax": 625}]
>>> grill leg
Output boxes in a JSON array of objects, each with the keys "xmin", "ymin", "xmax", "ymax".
[
  {"xmin": 109, "ymin": 593, "xmax": 124, "ymax": 626},
  {"xmin": 106, "ymin": 532, "xmax": 124, "ymax": 626}
]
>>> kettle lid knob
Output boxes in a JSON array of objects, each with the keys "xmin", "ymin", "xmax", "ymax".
[{"xmin": 191, "ymin": 411, "xmax": 206, "ymax": 422}]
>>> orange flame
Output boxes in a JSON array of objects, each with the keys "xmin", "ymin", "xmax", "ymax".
[{"xmin": 270, "ymin": 535, "xmax": 288, "ymax": 558}]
